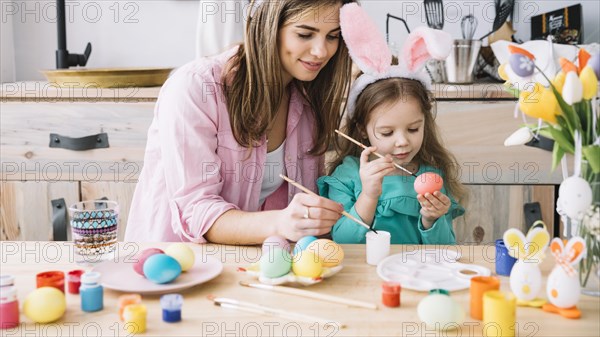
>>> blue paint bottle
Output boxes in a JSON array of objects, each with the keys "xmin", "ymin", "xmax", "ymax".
[{"xmin": 80, "ymin": 272, "xmax": 103, "ymax": 312}]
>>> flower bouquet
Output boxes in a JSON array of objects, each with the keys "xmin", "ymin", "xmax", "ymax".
[{"xmin": 499, "ymin": 40, "xmax": 600, "ymax": 295}]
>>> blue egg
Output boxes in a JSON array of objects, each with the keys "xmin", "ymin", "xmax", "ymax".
[
  {"xmin": 292, "ymin": 236, "xmax": 317, "ymax": 256},
  {"xmin": 509, "ymin": 53, "xmax": 534, "ymax": 77},
  {"xmin": 143, "ymin": 254, "xmax": 182, "ymax": 284}
]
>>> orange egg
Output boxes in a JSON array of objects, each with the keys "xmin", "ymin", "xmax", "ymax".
[
  {"xmin": 414, "ymin": 172, "xmax": 443, "ymax": 195},
  {"xmin": 306, "ymin": 239, "xmax": 344, "ymax": 267}
]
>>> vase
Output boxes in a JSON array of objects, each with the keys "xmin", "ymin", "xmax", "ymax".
[{"xmin": 579, "ymin": 160, "xmax": 600, "ymax": 297}]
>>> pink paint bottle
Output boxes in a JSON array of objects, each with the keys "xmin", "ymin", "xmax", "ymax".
[{"xmin": 0, "ymin": 275, "xmax": 19, "ymax": 329}]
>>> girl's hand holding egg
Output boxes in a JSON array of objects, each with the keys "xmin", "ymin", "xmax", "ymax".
[{"xmin": 415, "ymin": 173, "xmax": 450, "ymax": 228}]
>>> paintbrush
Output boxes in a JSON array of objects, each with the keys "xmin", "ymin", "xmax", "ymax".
[
  {"xmin": 279, "ymin": 174, "xmax": 377, "ymax": 234},
  {"xmin": 207, "ymin": 295, "xmax": 344, "ymax": 328},
  {"xmin": 239, "ymin": 281, "xmax": 378, "ymax": 310},
  {"xmin": 335, "ymin": 129, "xmax": 417, "ymax": 177}
]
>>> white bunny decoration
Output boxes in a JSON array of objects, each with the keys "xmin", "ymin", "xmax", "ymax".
[
  {"xmin": 542, "ymin": 237, "xmax": 586, "ymax": 319},
  {"xmin": 340, "ymin": 3, "xmax": 452, "ymax": 118},
  {"xmin": 503, "ymin": 226, "xmax": 551, "ymax": 307}
]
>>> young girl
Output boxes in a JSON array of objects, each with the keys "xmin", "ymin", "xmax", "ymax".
[
  {"xmin": 125, "ymin": 0, "xmax": 355, "ymax": 244},
  {"xmin": 318, "ymin": 4, "xmax": 467, "ymax": 244}
]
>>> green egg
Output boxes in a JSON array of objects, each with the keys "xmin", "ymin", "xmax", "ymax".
[{"xmin": 260, "ymin": 248, "xmax": 292, "ymax": 278}]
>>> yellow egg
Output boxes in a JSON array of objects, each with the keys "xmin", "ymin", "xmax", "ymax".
[
  {"xmin": 23, "ymin": 287, "xmax": 66, "ymax": 323},
  {"xmin": 292, "ymin": 251, "xmax": 323, "ymax": 278},
  {"xmin": 306, "ymin": 239, "xmax": 344, "ymax": 267},
  {"xmin": 165, "ymin": 243, "xmax": 196, "ymax": 272}
]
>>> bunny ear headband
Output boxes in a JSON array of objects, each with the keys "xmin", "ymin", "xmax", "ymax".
[{"xmin": 340, "ymin": 3, "xmax": 453, "ymax": 117}]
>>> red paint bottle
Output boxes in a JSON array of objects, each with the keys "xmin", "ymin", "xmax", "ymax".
[
  {"xmin": 67, "ymin": 270, "xmax": 85, "ymax": 294},
  {"xmin": 36, "ymin": 271, "xmax": 65, "ymax": 293},
  {"xmin": 0, "ymin": 275, "xmax": 19, "ymax": 329},
  {"xmin": 382, "ymin": 281, "xmax": 401, "ymax": 307}
]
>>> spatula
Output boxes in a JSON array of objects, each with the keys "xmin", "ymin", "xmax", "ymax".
[{"xmin": 424, "ymin": 0, "xmax": 444, "ymax": 30}]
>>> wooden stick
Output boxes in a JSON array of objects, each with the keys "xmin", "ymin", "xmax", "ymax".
[
  {"xmin": 334, "ymin": 129, "xmax": 417, "ymax": 177},
  {"xmin": 208, "ymin": 295, "xmax": 345, "ymax": 328},
  {"xmin": 279, "ymin": 174, "xmax": 376, "ymax": 233},
  {"xmin": 239, "ymin": 281, "xmax": 378, "ymax": 310}
]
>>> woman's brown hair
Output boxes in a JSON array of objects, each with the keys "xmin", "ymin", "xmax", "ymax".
[
  {"xmin": 329, "ymin": 77, "xmax": 468, "ymax": 204},
  {"xmin": 222, "ymin": 0, "xmax": 356, "ymax": 155}
]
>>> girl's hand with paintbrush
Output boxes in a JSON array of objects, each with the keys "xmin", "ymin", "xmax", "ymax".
[{"xmin": 354, "ymin": 146, "xmax": 396, "ymax": 226}]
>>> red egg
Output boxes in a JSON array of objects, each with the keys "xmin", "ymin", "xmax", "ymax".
[
  {"xmin": 133, "ymin": 248, "xmax": 164, "ymax": 276},
  {"xmin": 414, "ymin": 173, "xmax": 444, "ymax": 195}
]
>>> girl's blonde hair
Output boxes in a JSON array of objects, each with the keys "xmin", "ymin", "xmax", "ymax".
[
  {"xmin": 330, "ymin": 77, "xmax": 468, "ymax": 204},
  {"xmin": 223, "ymin": 0, "xmax": 355, "ymax": 155}
]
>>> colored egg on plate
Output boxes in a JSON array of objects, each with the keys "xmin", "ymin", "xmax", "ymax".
[
  {"xmin": 133, "ymin": 248, "xmax": 165, "ymax": 276},
  {"xmin": 23, "ymin": 287, "xmax": 66, "ymax": 323},
  {"xmin": 260, "ymin": 247, "xmax": 292, "ymax": 278},
  {"xmin": 292, "ymin": 251, "xmax": 323, "ymax": 278},
  {"xmin": 165, "ymin": 243, "xmax": 196, "ymax": 272},
  {"xmin": 262, "ymin": 235, "xmax": 291, "ymax": 254},
  {"xmin": 306, "ymin": 239, "xmax": 344, "ymax": 267},
  {"xmin": 414, "ymin": 172, "xmax": 444, "ymax": 195},
  {"xmin": 143, "ymin": 254, "xmax": 182, "ymax": 284},
  {"xmin": 292, "ymin": 236, "xmax": 317, "ymax": 256}
]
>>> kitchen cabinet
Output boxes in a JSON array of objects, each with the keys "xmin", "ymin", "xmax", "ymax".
[
  {"xmin": 1, "ymin": 82, "xmax": 560, "ymax": 243},
  {"xmin": 1, "ymin": 83, "xmax": 157, "ymax": 241}
]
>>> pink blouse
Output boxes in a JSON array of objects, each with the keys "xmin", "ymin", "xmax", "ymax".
[{"xmin": 125, "ymin": 49, "xmax": 325, "ymax": 242}]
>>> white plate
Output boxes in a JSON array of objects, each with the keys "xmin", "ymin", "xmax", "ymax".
[
  {"xmin": 241, "ymin": 263, "xmax": 343, "ymax": 286},
  {"xmin": 377, "ymin": 248, "xmax": 490, "ymax": 292},
  {"xmin": 93, "ymin": 254, "xmax": 223, "ymax": 295}
]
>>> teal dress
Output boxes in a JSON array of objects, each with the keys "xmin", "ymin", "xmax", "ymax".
[{"xmin": 317, "ymin": 156, "xmax": 465, "ymax": 244}]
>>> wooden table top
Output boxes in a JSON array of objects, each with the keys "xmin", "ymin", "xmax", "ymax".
[{"xmin": 1, "ymin": 242, "xmax": 598, "ymax": 336}]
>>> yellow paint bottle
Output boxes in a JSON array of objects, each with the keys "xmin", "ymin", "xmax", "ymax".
[
  {"xmin": 123, "ymin": 304, "xmax": 147, "ymax": 334},
  {"xmin": 483, "ymin": 291, "xmax": 516, "ymax": 337}
]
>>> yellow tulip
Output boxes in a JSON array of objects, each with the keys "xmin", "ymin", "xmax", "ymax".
[
  {"xmin": 519, "ymin": 83, "xmax": 559, "ymax": 124},
  {"xmin": 580, "ymin": 65, "xmax": 599, "ymax": 100},
  {"xmin": 498, "ymin": 63, "xmax": 509, "ymax": 81},
  {"xmin": 552, "ymin": 71, "xmax": 566, "ymax": 95}
]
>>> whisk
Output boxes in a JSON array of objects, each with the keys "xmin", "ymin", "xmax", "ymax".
[{"xmin": 461, "ymin": 14, "xmax": 478, "ymax": 40}]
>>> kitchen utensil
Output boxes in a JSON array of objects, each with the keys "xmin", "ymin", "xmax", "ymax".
[
  {"xmin": 479, "ymin": 0, "xmax": 514, "ymax": 40},
  {"xmin": 424, "ymin": 0, "xmax": 444, "ymax": 30},
  {"xmin": 444, "ymin": 39, "xmax": 482, "ymax": 83},
  {"xmin": 461, "ymin": 14, "xmax": 478, "ymax": 40}
]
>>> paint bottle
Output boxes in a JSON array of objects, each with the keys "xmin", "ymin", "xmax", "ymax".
[{"xmin": 80, "ymin": 272, "xmax": 103, "ymax": 312}]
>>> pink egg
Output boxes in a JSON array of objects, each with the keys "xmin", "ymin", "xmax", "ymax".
[
  {"xmin": 262, "ymin": 235, "xmax": 291, "ymax": 254},
  {"xmin": 414, "ymin": 172, "xmax": 444, "ymax": 195},
  {"xmin": 133, "ymin": 248, "xmax": 164, "ymax": 276}
]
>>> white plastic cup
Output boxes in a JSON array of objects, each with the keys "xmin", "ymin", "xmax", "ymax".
[{"xmin": 366, "ymin": 231, "xmax": 391, "ymax": 265}]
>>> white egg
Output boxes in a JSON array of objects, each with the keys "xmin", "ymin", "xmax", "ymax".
[
  {"xmin": 558, "ymin": 177, "xmax": 592, "ymax": 220},
  {"xmin": 417, "ymin": 293, "xmax": 464, "ymax": 331},
  {"xmin": 546, "ymin": 266, "xmax": 581, "ymax": 308},
  {"xmin": 509, "ymin": 261, "xmax": 542, "ymax": 301}
]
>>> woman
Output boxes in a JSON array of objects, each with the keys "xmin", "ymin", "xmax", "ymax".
[{"xmin": 125, "ymin": 0, "xmax": 356, "ymax": 244}]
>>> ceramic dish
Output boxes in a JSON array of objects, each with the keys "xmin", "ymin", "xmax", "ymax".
[
  {"xmin": 240, "ymin": 263, "xmax": 343, "ymax": 286},
  {"xmin": 41, "ymin": 67, "xmax": 173, "ymax": 88},
  {"xmin": 93, "ymin": 253, "xmax": 222, "ymax": 295},
  {"xmin": 377, "ymin": 248, "xmax": 491, "ymax": 292}
]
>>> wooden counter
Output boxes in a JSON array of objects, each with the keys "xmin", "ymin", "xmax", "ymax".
[
  {"xmin": 1, "ymin": 242, "xmax": 598, "ymax": 336},
  {"xmin": 0, "ymin": 81, "xmax": 515, "ymax": 102}
]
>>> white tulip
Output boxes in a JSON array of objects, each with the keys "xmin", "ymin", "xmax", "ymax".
[
  {"xmin": 504, "ymin": 127, "xmax": 533, "ymax": 146},
  {"xmin": 562, "ymin": 71, "xmax": 583, "ymax": 105}
]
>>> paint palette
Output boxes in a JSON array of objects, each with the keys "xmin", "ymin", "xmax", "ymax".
[{"xmin": 377, "ymin": 249, "xmax": 491, "ymax": 292}]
